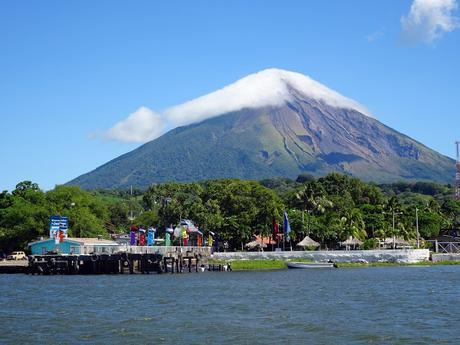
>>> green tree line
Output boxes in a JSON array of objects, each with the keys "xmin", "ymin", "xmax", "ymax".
[{"xmin": 1, "ymin": 174, "xmax": 459, "ymax": 253}]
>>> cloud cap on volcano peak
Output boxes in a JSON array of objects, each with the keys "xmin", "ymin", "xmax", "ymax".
[
  {"xmin": 102, "ymin": 68, "xmax": 370, "ymax": 143},
  {"xmin": 165, "ymin": 68, "xmax": 370, "ymax": 126}
]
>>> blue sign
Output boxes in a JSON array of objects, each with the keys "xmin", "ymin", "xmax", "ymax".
[
  {"xmin": 49, "ymin": 216, "xmax": 69, "ymax": 239},
  {"xmin": 60, "ymin": 217, "xmax": 69, "ymax": 232},
  {"xmin": 49, "ymin": 216, "xmax": 60, "ymax": 239}
]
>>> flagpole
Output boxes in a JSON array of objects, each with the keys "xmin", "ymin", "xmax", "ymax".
[
  {"xmin": 283, "ymin": 210, "xmax": 285, "ymax": 251},
  {"xmin": 283, "ymin": 210, "xmax": 291, "ymax": 252},
  {"xmin": 277, "ymin": 223, "xmax": 280, "ymax": 250},
  {"xmin": 283, "ymin": 210, "xmax": 286, "ymax": 252}
]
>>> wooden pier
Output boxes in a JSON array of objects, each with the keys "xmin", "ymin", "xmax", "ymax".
[
  {"xmin": 24, "ymin": 252, "xmax": 207, "ymax": 275},
  {"xmin": 0, "ymin": 246, "xmax": 230, "ymax": 275}
]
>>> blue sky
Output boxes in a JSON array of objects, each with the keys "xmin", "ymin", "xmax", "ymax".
[{"xmin": 1, "ymin": 0, "xmax": 459, "ymax": 191}]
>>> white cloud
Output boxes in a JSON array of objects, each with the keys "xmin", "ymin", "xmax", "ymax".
[
  {"xmin": 102, "ymin": 68, "xmax": 370, "ymax": 143},
  {"xmin": 401, "ymin": 0, "xmax": 460, "ymax": 43},
  {"xmin": 164, "ymin": 69, "xmax": 370, "ymax": 127},
  {"xmin": 104, "ymin": 107, "xmax": 165, "ymax": 143}
]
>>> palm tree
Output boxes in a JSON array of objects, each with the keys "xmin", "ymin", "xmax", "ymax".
[
  {"xmin": 296, "ymin": 183, "xmax": 332, "ymax": 215},
  {"xmin": 426, "ymin": 199, "xmax": 441, "ymax": 213},
  {"xmin": 396, "ymin": 221, "xmax": 412, "ymax": 241},
  {"xmin": 384, "ymin": 196, "xmax": 404, "ymax": 248},
  {"xmin": 340, "ymin": 208, "xmax": 367, "ymax": 241},
  {"xmin": 295, "ymin": 182, "xmax": 332, "ymax": 237}
]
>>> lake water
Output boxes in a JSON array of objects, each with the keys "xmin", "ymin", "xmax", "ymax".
[{"xmin": 1, "ymin": 266, "xmax": 459, "ymax": 344}]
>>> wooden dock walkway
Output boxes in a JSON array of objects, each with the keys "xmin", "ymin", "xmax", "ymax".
[{"xmin": 0, "ymin": 246, "xmax": 230, "ymax": 275}]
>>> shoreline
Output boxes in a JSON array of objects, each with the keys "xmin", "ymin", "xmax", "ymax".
[{"xmin": 208, "ymin": 258, "xmax": 460, "ymax": 271}]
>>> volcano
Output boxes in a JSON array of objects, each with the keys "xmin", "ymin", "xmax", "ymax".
[{"xmin": 69, "ymin": 69, "xmax": 454, "ymax": 189}]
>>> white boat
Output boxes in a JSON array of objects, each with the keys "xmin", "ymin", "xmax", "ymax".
[{"xmin": 287, "ymin": 262, "xmax": 336, "ymax": 269}]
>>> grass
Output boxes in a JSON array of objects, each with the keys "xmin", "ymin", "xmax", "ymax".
[
  {"xmin": 335, "ymin": 261, "xmax": 460, "ymax": 268},
  {"xmin": 208, "ymin": 259, "xmax": 460, "ymax": 270},
  {"xmin": 209, "ymin": 259, "xmax": 287, "ymax": 270},
  {"xmin": 425, "ymin": 260, "xmax": 460, "ymax": 266}
]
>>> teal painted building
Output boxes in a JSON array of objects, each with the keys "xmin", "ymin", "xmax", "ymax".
[{"xmin": 29, "ymin": 238, "xmax": 118, "ymax": 255}]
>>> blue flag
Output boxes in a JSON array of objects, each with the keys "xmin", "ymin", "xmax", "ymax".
[
  {"xmin": 147, "ymin": 227, "xmax": 155, "ymax": 246},
  {"xmin": 130, "ymin": 231, "xmax": 136, "ymax": 246},
  {"xmin": 283, "ymin": 210, "xmax": 291, "ymax": 241}
]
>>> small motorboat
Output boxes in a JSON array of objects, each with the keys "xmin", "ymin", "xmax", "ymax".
[{"xmin": 287, "ymin": 262, "xmax": 336, "ymax": 269}]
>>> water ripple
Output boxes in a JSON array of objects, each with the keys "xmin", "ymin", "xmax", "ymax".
[{"xmin": 1, "ymin": 266, "xmax": 460, "ymax": 344}]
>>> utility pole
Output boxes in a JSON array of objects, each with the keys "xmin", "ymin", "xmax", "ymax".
[
  {"xmin": 392, "ymin": 210, "xmax": 395, "ymax": 250},
  {"xmin": 392, "ymin": 209, "xmax": 403, "ymax": 249},
  {"xmin": 454, "ymin": 141, "xmax": 460, "ymax": 198},
  {"xmin": 129, "ymin": 185, "xmax": 134, "ymax": 221},
  {"xmin": 415, "ymin": 207, "xmax": 419, "ymax": 249}
]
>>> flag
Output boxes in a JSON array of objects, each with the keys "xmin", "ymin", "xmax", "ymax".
[
  {"xmin": 273, "ymin": 218, "xmax": 279, "ymax": 239},
  {"xmin": 208, "ymin": 234, "xmax": 214, "ymax": 247},
  {"xmin": 130, "ymin": 230, "xmax": 136, "ymax": 246},
  {"xmin": 283, "ymin": 210, "xmax": 291, "ymax": 242},
  {"xmin": 181, "ymin": 226, "xmax": 188, "ymax": 239},
  {"xmin": 165, "ymin": 232, "xmax": 171, "ymax": 246},
  {"xmin": 147, "ymin": 227, "xmax": 155, "ymax": 246},
  {"xmin": 139, "ymin": 231, "xmax": 146, "ymax": 246}
]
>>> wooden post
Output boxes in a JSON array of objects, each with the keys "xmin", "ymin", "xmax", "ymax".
[
  {"xmin": 129, "ymin": 259, "xmax": 134, "ymax": 274},
  {"xmin": 140, "ymin": 256, "xmax": 145, "ymax": 274}
]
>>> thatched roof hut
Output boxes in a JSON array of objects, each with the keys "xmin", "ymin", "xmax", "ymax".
[
  {"xmin": 245, "ymin": 240, "xmax": 267, "ymax": 251},
  {"xmin": 383, "ymin": 237, "xmax": 410, "ymax": 245},
  {"xmin": 381, "ymin": 237, "xmax": 411, "ymax": 249},
  {"xmin": 296, "ymin": 236, "xmax": 320, "ymax": 248},
  {"xmin": 340, "ymin": 237, "xmax": 363, "ymax": 246},
  {"xmin": 340, "ymin": 237, "xmax": 363, "ymax": 250}
]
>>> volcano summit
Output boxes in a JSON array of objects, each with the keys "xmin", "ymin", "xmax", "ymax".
[{"xmin": 69, "ymin": 69, "xmax": 454, "ymax": 189}]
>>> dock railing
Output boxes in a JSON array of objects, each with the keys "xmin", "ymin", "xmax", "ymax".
[
  {"xmin": 78, "ymin": 245, "xmax": 212, "ymax": 256},
  {"xmin": 427, "ymin": 240, "xmax": 460, "ymax": 253}
]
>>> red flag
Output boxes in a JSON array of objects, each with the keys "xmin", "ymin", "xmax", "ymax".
[
  {"xmin": 139, "ymin": 233, "xmax": 146, "ymax": 246},
  {"xmin": 273, "ymin": 218, "xmax": 279, "ymax": 239}
]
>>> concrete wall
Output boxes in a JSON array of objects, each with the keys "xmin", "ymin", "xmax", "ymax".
[
  {"xmin": 212, "ymin": 249, "xmax": 430, "ymax": 263},
  {"xmin": 431, "ymin": 253, "xmax": 460, "ymax": 262}
]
